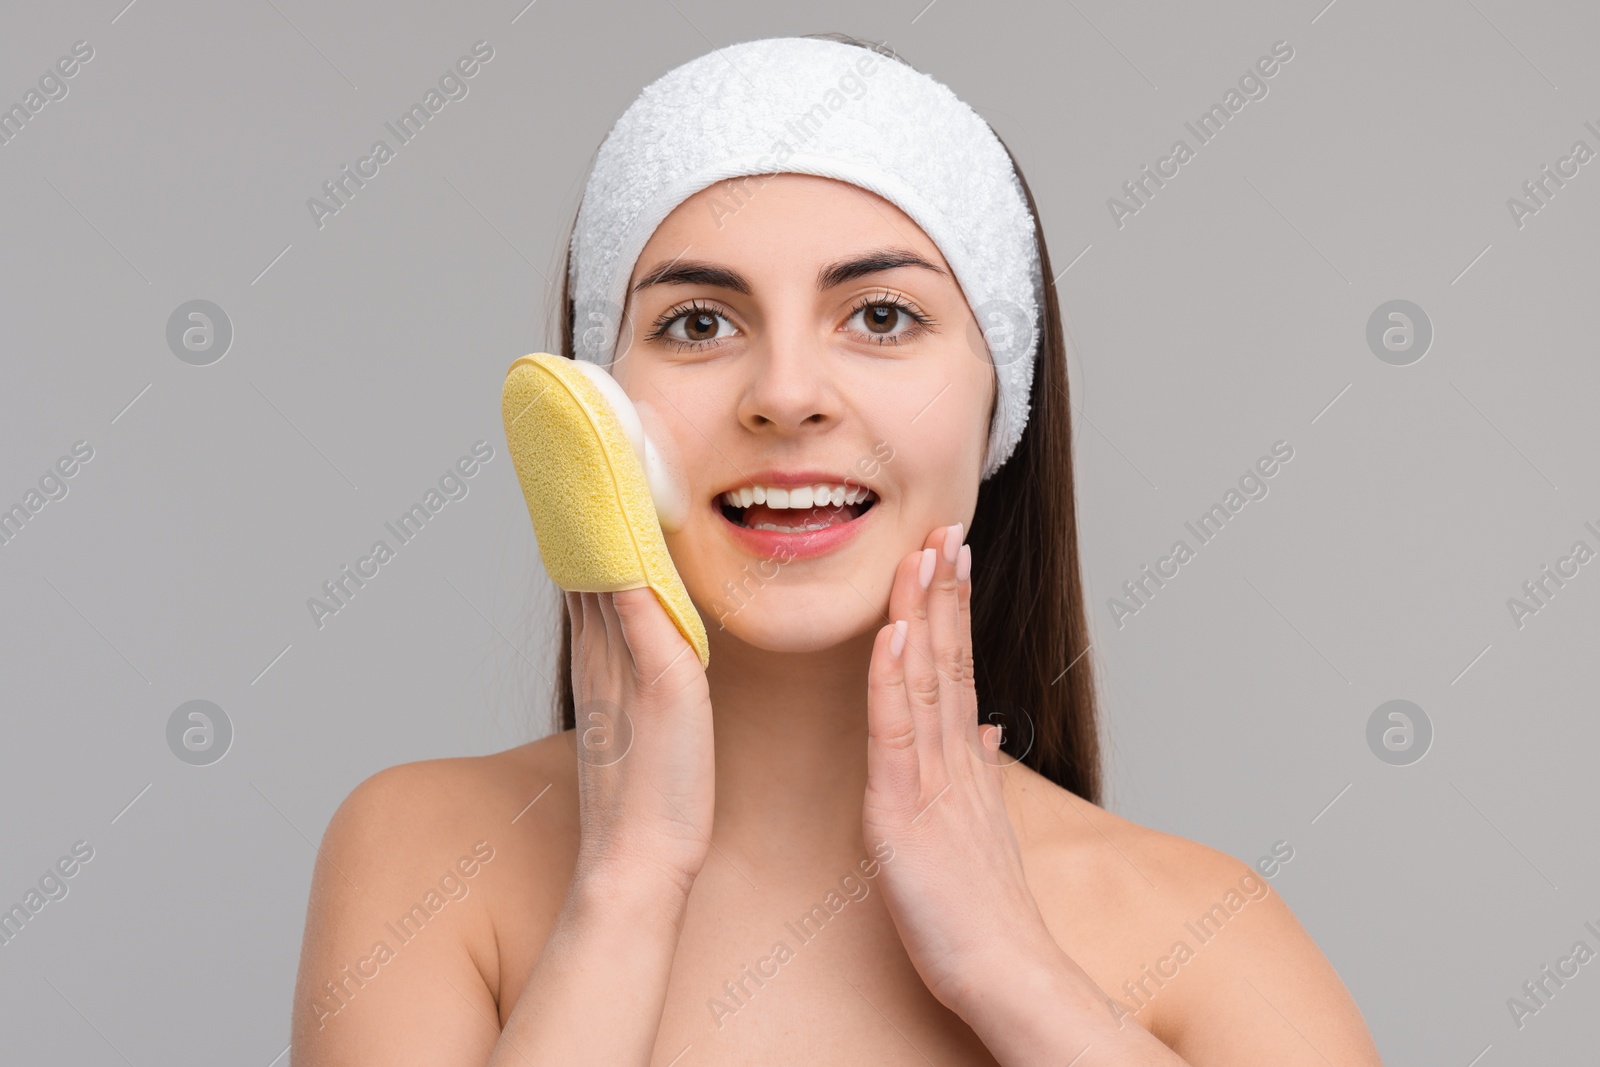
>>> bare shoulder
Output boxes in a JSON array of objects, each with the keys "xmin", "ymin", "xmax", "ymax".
[
  {"xmin": 312, "ymin": 733, "xmax": 580, "ymax": 922},
  {"xmin": 1002, "ymin": 764, "xmax": 1383, "ymax": 1063},
  {"xmin": 322, "ymin": 732, "xmax": 579, "ymax": 848},
  {"xmin": 290, "ymin": 733, "xmax": 580, "ymax": 1064}
]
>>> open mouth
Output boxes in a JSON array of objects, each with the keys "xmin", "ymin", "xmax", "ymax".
[{"xmin": 717, "ymin": 482, "xmax": 879, "ymax": 533}]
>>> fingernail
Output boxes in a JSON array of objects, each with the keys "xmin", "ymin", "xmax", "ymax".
[
  {"xmin": 956, "ymin": 542, "xmax": 971, "ymax": 582},
  {"xmin": 890, "ymin": 619, "xmax": 908, "ymax": 658},
  {"xmin": 918, "ymin": 548, "xmax": 937, "ymax": 589},
  {"xmin": 943, "ymin": 522, "xmax": 963, "ymax": 563}
]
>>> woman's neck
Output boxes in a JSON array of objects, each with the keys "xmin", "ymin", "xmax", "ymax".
[{"xmin": 700, "ymin": 631, "xmax": 877, "ymax": 867}]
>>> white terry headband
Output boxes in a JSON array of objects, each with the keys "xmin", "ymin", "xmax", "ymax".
[{"xmin": 568, "ymin": 35, "xmax": 1044, "ymax": 481}]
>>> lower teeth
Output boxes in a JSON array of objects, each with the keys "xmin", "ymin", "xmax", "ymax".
[{"xmin": 751, "ymin": 522, "xmax": 830, "ymax": 533}]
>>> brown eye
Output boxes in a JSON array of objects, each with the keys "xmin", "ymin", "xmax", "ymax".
[
  {"xmin": 652, "ymin": 304, "xmax": 738, "ymax": 349},
  {"xmin": 846, "ymin": 299, "xmax": 928, "ymax": 345},
  {"xmin": 862, "ymin": 304, "xmax": 900, "ymax": 334},
  {"xmin": 683, "ymin": 311, "xmax": 720, "ymax": 341}
]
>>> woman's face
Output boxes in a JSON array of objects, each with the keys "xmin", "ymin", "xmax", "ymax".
[{"xmin": 610, "ymin": 173, "xmax": 996, "ymax": 654}]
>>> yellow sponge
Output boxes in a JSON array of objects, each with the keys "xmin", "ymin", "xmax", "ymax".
[{"xmin": 501, "ymin": 353, "xmax": 709, "ymax": 668}]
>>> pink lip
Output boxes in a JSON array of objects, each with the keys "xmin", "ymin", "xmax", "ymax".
[{"xmin": 713, "ymin": 493, "xmax": 877, "ymax": 562}]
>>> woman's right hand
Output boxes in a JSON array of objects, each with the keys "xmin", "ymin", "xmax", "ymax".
[
  {"xmin": 566, "ymin": 588, "xmax": 716, "ymax": 909},
  {"xmin": 476, "ymin": 589, "xmax": 715, "ymax": 1065},
  {"xmin": 293, "ymin": 586, "xmax": 717, "ymax": 1067}
]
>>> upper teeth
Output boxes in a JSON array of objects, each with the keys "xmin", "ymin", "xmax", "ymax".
[{"xmin": 721, "ymin": 483, "xmax": 873, "ymax": 509}]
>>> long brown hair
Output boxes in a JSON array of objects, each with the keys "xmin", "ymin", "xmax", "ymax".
[{"xmin": 545, "ymin": 33, "xmax": 1102, "ymax": 805}]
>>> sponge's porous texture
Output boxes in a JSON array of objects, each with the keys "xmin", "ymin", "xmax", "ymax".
[{"xmin": 502, "ymin": 353, "xmax": 709, "ymax": 668}]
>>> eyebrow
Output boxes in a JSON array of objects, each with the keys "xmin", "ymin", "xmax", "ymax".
[{"xmin": 629, "ymin": 247, "xmax": 948, "ymax": 296}]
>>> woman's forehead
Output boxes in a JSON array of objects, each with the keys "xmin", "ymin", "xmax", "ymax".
[{"xmin": 632, "ymin": 175, "xmax": 951, "ymax": 287}]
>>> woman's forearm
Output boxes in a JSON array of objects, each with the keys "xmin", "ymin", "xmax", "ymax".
[{"xmin": 488, "ymin": 868, "xmax": 690, "ymax": 1065}]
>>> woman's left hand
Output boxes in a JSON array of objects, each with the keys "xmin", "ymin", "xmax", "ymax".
[{"xmin": 862, "ymin": 523, "xmax": 1122, "ymax": 1058}]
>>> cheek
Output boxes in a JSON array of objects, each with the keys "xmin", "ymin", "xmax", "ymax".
[
  {"xmin": 662, "ymin": 436, "xmax": 736, "ymax": 585},
  {"xmin": 875, "ymin": 372, "xmax": 989, "ymax": 483},
  {"xmin": 881, "ymin": 428, "xmax": 981, "ymax": 542}
]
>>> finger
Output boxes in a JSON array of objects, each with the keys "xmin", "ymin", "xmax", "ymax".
[
  {"xmin": 610, "ymin": 586, "xmax": 698, "ymax": 690},
  {"xmin": 571, "ymin": 592, "xmax": 596, "ymax": 674},
  {"xmin": 972, "ymin": 712, "xmax": 1010, "ymax": 811},
  {"xmin": 566, "ymin": 591, "xmax": 584, "ymax": 655},
  {"xmin": 579, "ymin": 593, "xmax": 637, "ymax": 773},
  {"xmin": 923, "ymin": 523, "xmax": 979, "ymax": 762},
  {"xmin": 954, "ymin": 539, "xmax": 984, "ymax": 765},
  {"xmin": 596, "ymin": 591, "xmax": 626, "ymax": 669},
  {"xmin": 865, "ymin": 617, "xmax": 920, "ymax": 816},
  {"xmin": 888, "ymin": 534, "xmax": 949, "ymax": 788},
  {"xmin": 570, "ymin": 593, "xmax": 612, "ymax": 766},
  {"xmin": 949, "ymin": 541, "xmax": 1006, "ymax": 807},
  {"xmin": 962, "ymin": 545, "xmax": 1001, "ymax": 766}
]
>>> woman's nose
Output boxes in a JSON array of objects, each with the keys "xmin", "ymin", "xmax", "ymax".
[{"xmin": 736, "ymin": 327, "xmax": 840, "ymax": 434}]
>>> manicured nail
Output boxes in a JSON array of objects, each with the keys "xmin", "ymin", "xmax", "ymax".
[
  {"xmin": 943, "ymin": 522, "xmax": 963, "ymax": 563},
  {"xmin": 956, "ymin": 542, "xmax": 971, "ymax": 582},
  {"xmin": 918, "ymin": 548, "xmax": 937, "ymax": 589},
  {"xmin": 890, "ymin": 619, "xmax": 908, "ymax": 658}
]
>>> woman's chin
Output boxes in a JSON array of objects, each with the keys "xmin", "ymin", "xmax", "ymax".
[{"xmin": 699, "ymin": 596, "xmax": 879, "ymax": 656}]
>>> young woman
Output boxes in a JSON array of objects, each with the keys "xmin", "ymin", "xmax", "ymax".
[{"xmin": 292, "ymin": 34, "xmax": 1384, "ymax": 1065}]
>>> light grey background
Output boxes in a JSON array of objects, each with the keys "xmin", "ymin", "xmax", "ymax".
[{"xmin": 2, "ymin": 0, "xmax": 1596, "ymax": 1062}]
